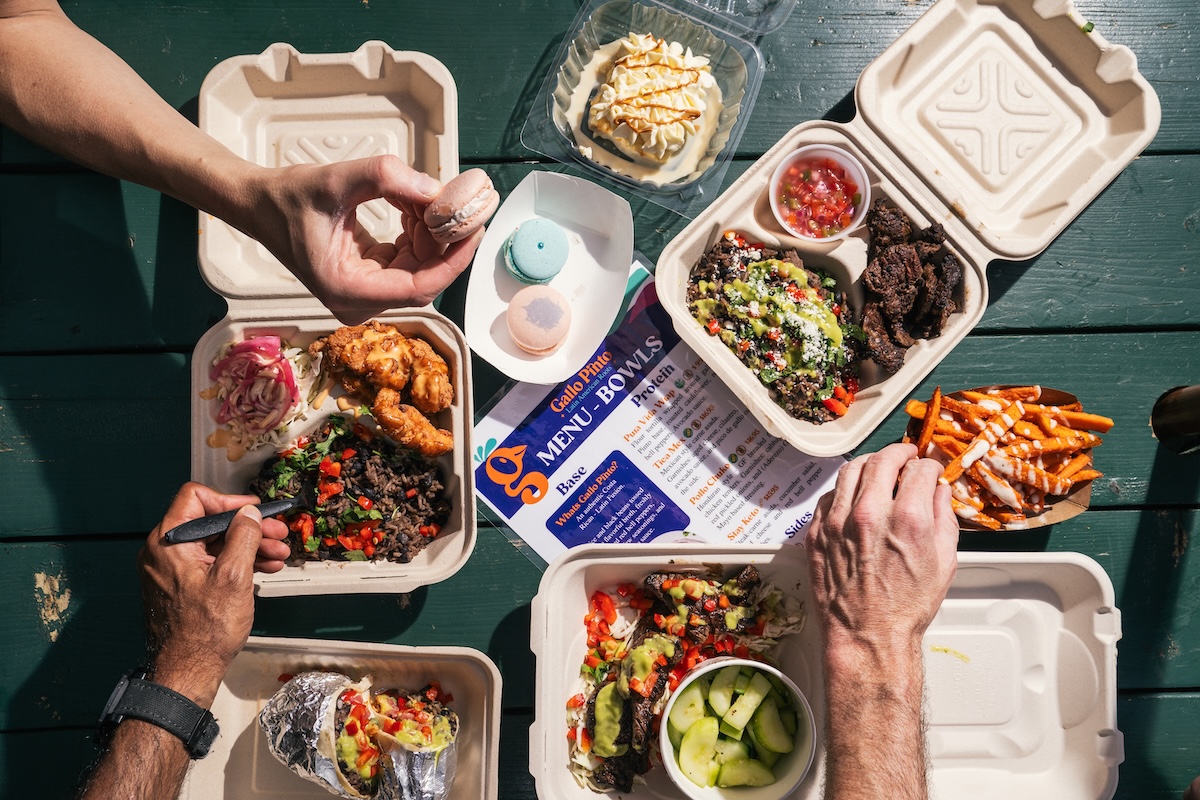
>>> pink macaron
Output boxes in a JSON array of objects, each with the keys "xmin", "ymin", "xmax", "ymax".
[
  {"xmin": 423, "ymin": 168, "xmax": 500, "ymax": 244},
  {"xmin": 507, "ymin": 285, "xmax": 572, "ymax": 356}
]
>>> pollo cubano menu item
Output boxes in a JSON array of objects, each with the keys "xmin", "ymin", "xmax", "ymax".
[{"xmin": 564, "ymin": 565, "xmax": 804, "ymax": 792}]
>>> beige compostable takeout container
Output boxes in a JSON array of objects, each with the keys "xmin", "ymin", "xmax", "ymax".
[
  {"xmin": 192, "ymin": 42, "xmax": 476, "ymax": 596},
  {"xmin": 655, "ymin": 0, "xmax": 1161, "ymax": 458},
  {"xmin": 178, "ymin": 637, "xmax": 502, "ymax": 800},
  {"xmin": 529, "ymin": 544, "xmax": 1122, "ymax": 800}
]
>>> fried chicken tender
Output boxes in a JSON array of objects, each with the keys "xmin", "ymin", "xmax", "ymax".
[
  {"xmin": 309, "ymin": 321, "xmax": 414, "ymax": 397},
  {"xmin": 405, "ymin": 336, "xmax": 453, "ymax": 414},
  {"xmin": 309, "ymin": 322, "xmax": 456, "ymax": 456},
  {"xmin": 372, "ymin": 389, "xmax": 454, "ymax": 457}
]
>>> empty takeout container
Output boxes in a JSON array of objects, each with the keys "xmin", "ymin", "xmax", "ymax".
[
  {"xmin": 655, "ymin": 0, "xmax": 1160, "ymax": 457},
  {"xmin": 193, "ymin": 42, "xmax": 476, "ymax": 596},
  {"xmin": 530, "ymin": 545, "xmax": 1121, "ymax": 800},
  {"xmin": 521, "ymin": 0, "xmax": 798, "ymax": 217},
  {"xmin": 179, "ymin": 637, "xmax": 502, "ymax": 800}
]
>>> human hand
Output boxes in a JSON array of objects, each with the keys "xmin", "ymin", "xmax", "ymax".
[
  {"xmin": 1185, "ymin": 775, "xmax": 1200, "ymax": 800},
  {"xmin": 805, "ymin": 443, "xmax": 959, "ymax": 660},
  {"xmin": 239, "ymin": 155, "xmax": 484, "ymax": 324},
  {"xmin": 137, "ymin": 482, "xmax": 290, "ymax": 706}
]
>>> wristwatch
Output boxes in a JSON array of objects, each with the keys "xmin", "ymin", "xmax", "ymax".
[{"xmin": 97, "ymin": 667, "xmax": 220, "ymax": 759}]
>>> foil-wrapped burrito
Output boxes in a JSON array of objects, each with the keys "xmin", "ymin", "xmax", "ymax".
[{"xmin": 259, "ymin": 671, "xmax": 459, "ymax": 800}]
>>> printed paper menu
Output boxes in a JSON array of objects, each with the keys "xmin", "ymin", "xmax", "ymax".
[{"xmin": 473, "ymin": 280, "xmax": 844, "ymax": 565}]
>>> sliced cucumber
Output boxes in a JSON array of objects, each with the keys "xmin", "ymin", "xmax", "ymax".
[
  {"xmin": 707, "ymin": 666, "xmax": 740, "ymax": 717},
  {"xmin": 719, "ymin": 718, "xmax": 745, "ymax": 740},
  {"xmin": 723, "ymin": 672, "xmax": 772, "ymax": 732},
  {"xmin": 717, "ymin": 757, "xmax": 776, "ymax": 788},
  {"xmin": 679, "ymin": 716, "xmax": 720, "ymax": 788},
  {"xmin": 667, "ymin": 719, "xmax": 685, "ymax": 752},
  {"xmin": 744, "ymin": 721, "xmax": 781, "ymax": 768},
  {"xmin": 780, "ymin": 706, "xmax": 798, "ymax": 736},
  {"xmin": 734, "ymin": 672, "xmax": 751, "ymax": 694},
  {"xmin": 748, "ymin": 695, "xmax": 794, "ymax": 754},
  {"xmin": 668, "ymin": 679, "xmax": 708, "ymax": 734},
  {"xmin": 714, "ymin": 737, "xmax": 750, "ymax": 765}
]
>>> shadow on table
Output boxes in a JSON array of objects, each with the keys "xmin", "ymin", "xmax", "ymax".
[{"xmin": 1116, "ymin": 445, "xmax": 1200, "ymax": 796}]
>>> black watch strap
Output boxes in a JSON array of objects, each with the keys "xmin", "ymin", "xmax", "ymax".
[{"xmin": 99, "ymin": 671, "xmax": 219, "ymax": 758}]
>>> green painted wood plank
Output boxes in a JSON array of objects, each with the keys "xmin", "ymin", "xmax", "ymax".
[
  {"xmin": 1116, "ymin": 693, "xmax": 1200, "ymax": 800},
  {"xmin": 0, "ymin": 175, "xmax": 227, "ymax": 352},
  {"xmin": 3, "ymin": 152, "xmax": 1197, "ymax": 354},
  {"xmin": 0, "ymin": 353, "xmax": 194, "ymax": 536},
  {"xmin": 0, "ymin": 526, "xmax": 539, "ymax": 730},
  {"xmin": 3, "ymin": 0, "xmax": 1192, "ymax": 166}
]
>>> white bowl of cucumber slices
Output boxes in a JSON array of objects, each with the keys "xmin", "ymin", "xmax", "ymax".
[{"xmin": 660, "ymin": 658, "xmax": 816, "ymax": 799}]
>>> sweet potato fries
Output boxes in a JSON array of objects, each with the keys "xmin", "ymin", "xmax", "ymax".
[{"xmin": 904, "ymin": 385, "xmax": 1111, "ymax": 530}]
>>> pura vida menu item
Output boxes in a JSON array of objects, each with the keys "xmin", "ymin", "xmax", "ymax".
[{"xmin": 473, "ymin": 279, "xmax": 844, "ymax": 565}]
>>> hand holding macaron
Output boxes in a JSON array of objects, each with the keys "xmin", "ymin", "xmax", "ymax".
[{"xmin": 424, "ymin": 168, "xmax": 501, "ymax": 244}]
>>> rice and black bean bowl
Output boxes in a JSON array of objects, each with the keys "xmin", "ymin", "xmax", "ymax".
[
  {"xmin": 250, "ymin": 414, "xmax": 451, "ymax": 563},
  {"xmin": 687, "ymin": 231, "xmax": 865, "ymax": 423}
]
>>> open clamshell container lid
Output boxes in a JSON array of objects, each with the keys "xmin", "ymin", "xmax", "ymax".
[
  {"xmin": 179, "ymin": 636, "xmax": 502, "ymax": 800},
  {"xmin": 656, "ymin": 0, "xmax": 1160, "ymax": 457},
  {"xmin": 529, "ymin": 545, "xmax": 1121, "ymax": 800},
  {"xmin": 193, "ymin": 42, "xmax": 476, "ymax": 596}
]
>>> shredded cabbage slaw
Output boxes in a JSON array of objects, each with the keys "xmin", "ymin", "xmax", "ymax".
[{"xmin": 204, "ymin": 335, "xmax": 321, "ymax": 459}]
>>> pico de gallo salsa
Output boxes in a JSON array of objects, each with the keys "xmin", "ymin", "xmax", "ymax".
[{"xmin": 774, "ymin": 153, "xmax": 863, "ymax": 239}]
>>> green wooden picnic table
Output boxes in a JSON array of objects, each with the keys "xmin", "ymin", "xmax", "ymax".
[{"xmin": 1, "ymin": 0, "xmax": 1197, "ymax": 797}]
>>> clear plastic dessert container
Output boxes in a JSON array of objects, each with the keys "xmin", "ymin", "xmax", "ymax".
[{"xmin": 521, "ymin": 0, "xmax": 796, "ymax": 217}]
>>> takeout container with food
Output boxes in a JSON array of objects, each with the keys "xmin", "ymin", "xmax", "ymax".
[
  {"xmin": 655, "ymin": 0, "xmax": 1160, "ymax": 457},
  {"xmin": 530, "ymin": 544, "xmax": 1122, "ymax": 800},
  {"xmin": 465, "ymin": 171, "xmax": 635, "ymax": 384},
  {"xmin": 179, "ymin": 636, "xmax": 502, "ymax": 800},
  {"xmin": 521, "ymin": 0, "xmax": 798, "ymax": 216},
  {"xmin": 194, "ymin": 42, "xmax": 476, "ymax": 596}
]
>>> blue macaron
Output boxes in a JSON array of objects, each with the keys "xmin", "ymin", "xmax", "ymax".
[{"xmin": 503, "ymin": 218, "xmax": 569, "ymax": 284}]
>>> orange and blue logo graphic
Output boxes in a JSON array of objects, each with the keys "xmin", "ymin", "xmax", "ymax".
[{"xmin": 482, "ymin": 444, "xmax": 548, "ymax": 511}]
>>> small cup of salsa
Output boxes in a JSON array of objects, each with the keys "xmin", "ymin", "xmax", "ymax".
[{"xmin": 769, "ymin": 144, "xmax": 870, "ymax": 242}]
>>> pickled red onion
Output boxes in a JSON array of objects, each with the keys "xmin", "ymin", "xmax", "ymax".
[{"xmin": 209, "ymin": 336, "xmax": 301, "ymax": 437}]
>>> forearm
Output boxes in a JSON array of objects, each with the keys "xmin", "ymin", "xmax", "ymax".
[
  {"xmin": 822, "ymin": 634, "xmax": 929, "ymax": 800},
  {"xmin": 0, "ymin": 1, "xmax": 259, "ymax": 220},
  {"xmin": 78, "ymin": 717, "xmax": 191, "ymax": 800},
  {"xmin": 76, "ymin": 655, "xmax": 223, "ymax": 800}
]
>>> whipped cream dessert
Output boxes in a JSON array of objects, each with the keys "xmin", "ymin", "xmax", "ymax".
[
  {"xmin": 565, "ymin": 32, "xmax": 724, "ymax": 185},
  {"xmin": 588, "ymin": 33, "xmax": 718, "ymax": 164}
]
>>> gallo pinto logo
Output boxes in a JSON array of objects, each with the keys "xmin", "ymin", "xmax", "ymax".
[{"xmin": 484, "ymin": 444, "xmax": 548, "ymax": 505}]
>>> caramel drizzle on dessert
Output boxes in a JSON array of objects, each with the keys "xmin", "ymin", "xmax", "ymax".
[{"xmin": 608, "ymin": 38, "xmax": 706, "ymax": 133}]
